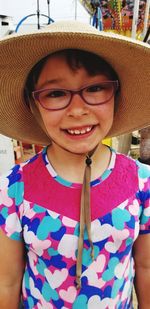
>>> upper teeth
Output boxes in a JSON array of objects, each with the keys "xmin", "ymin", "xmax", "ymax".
[{"xmin": 67, "ymin": 126, "xmax": 92, "ymax": 135}]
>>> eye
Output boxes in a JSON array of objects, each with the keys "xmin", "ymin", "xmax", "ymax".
[
  {"xmin": 86, "ymin": 84, "xmax": 105, "ymax": 93},
  {"xmin": 45, "ymin": 90, "xmax": 67, "ymax": 98}
]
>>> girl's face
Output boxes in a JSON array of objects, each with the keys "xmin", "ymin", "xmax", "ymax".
[{"xmin": 35, "ymin": 54, "xmax": 115, "ymax": 154}]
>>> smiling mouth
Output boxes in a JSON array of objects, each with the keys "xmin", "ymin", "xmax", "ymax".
[{"xmin": 65, "ymin": 126, "xmax": 95, "ymax": 135}]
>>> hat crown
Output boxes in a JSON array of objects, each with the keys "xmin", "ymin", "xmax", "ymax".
[
  {"xmin": 39, "ymin": 20, "xmax": 150, "ymax": 48},
  {"xmin": 41, "ymin": 20, "xmax": 98, "ymax": 33}
]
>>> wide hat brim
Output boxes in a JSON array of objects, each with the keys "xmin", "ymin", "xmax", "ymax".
[{"xmin": 0, "ymin": 20, "xmax": 150, "ymax": 145}]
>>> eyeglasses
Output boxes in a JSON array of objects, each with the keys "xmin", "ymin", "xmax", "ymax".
[{"xmin": 32, "ymin": 80, "xmax": 119, "ymax": 111}]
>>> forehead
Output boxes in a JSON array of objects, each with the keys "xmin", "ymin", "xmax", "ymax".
[
  {"xmin": 40, "ymin": 50, "xmax": 112, "ymax": 73},
  {"xmin": 36, "ymin": 51, "xmax": 113, "ymax": 82},
  {"xmin": 36, "ymin": 54, "xmax": 86, "ymax": 86},
  {"xmin": 40, "ymin": 53, "xmax": 74, "ymax": 71}
]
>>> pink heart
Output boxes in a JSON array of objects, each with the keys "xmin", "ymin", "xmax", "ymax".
[
  {"xmin": 89, "ymin": 254, "xmax": 106, "ymax": 273},
  {"xmin": 105, "ymin": 227, "xmax": 129, "ymax": 253},
  {"xmin": 1, "ymin": 188, "xmax": 13, "ymax": 207},
  {"xmin": 129, "ymin": 200, "xmax": 139, "ymax": 216},
  {"xmin": 59, "ymin": 286, "xmax": 77, "ymax": 303}
]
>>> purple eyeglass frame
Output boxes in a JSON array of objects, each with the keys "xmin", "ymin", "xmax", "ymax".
[{"xmin": 32, "ymin": 80, "xmax": 119, "ymax": 111}]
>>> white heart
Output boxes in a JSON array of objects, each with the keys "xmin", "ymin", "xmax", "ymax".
[
  {"xmin": 114, "ymin": 255, "xmax": 130, "ymax": 279},
  {"xmin": 112, "ymin": 227, "xmax": 129, "ymax": 241},
  {"xmin": 83, "ymin": 268, "xmax": 105, "ymax": 289},
  {"xmin": 105, "ymin": 241, "xmax": 119, "ymax": 253},
  {"xmin": 29, "ymin": 277, "xmax": 42, "ymax": 300},
  {"xmin": 58, "ymin": 234, "xmax": 78, "ymax": 259},
  {"xmin": 33, "ymin": 239, "xmax": 51, "ymax": 256},
  {"xmin": 105, "ymin": 227, "xmax": 129, "ymax": 253},
  {"xmin": 91, "ymin": 219, "xmax": 112, "ymax": 242},
  {"xmin": 88, "ymin": 295, "xmax": 110, "ymax": 309},
  {"xmin": 24, "ymin": 225, "xmax": 36, "ymax": 244},
  {"xmin": 44, "ymin": 268, "xmax": 68, "ymax": 289},
  {"xmin": 6, "ymin": 213, "xmax": 22, "ymax": 234},
  {"xmin": 144, "ymin": 206, "xmax": 150, "ymax": 216},
  {"xmin": 62, "ymin": 216, "xmax": 77, "ymax": 227},
  {"xmin": 88, "ymin": 295, "xmax": 119, "ymax": 309}
]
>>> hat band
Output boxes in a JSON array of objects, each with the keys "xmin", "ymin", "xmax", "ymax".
[{"xmin": 76, "ymin": 147, "xmax": 97, "ymax": 289}]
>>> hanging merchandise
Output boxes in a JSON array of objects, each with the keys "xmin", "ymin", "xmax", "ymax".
[
  {"xmin": 108, "ymin": 0, "xmax": 122, "ymax": 31},
  {"xmin": 79, "ymin": 0, "xmax": 123, "ymax": 31},
  {"xmin": 122, "ymin": 0, "xmax": 147, "ymax": 34},
  {"xmin": 121, "ymin": 0, "xmax": 134, "ymax": 32},
  {"xmin": 91, "ymin": 1, "xmax": 114, "ymax": 30},
  {"xmin": 92, "ymin": 1, "xmax": 104, "ymax": 29},
  {"xmin": 80, "ymin": 0, "xmax": 149, "ymax": 37},
  {"xmin": 101, "ymin": 1, "xmax": 116, "ymax": 30}
]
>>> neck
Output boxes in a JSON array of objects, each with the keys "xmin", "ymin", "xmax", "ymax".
[{"xmin": 47, "ymin": 142, "xmax": 111, "ymax": 183}]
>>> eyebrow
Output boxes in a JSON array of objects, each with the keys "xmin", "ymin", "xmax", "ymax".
[{"xmin": 36, "ymin": 78, "xmax": 65, "ymax": 89}]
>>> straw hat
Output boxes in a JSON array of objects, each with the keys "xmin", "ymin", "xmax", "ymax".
[{"xmin": 0, "ymin": 20, "xmax": 150, "ymax": 145}]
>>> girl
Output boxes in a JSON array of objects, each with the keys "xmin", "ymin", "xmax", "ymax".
[{"xmin": 0, "ymin": 21, "xmax": 150, "ymax": 309}]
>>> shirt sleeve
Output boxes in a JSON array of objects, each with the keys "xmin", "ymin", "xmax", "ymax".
[
  {"xmin": 0, "ymin": 164, "xmax": 24, "ymax": 241},
  {"xmin": 136, "ymin": 161, "xmax": 150, "ymax": 234}
]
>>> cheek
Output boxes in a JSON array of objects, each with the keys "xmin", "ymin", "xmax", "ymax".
[
  {"xmin": 94, "ymin": 101, "xmax": 114, "ymax": 122},
  {"xmin": 38, "ymin": 108, "xmax": 64, "ymax": 129}
]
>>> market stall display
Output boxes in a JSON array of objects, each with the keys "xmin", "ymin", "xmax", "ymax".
[{"xmin": 79, "ymin": 0, "xmax": 150, "ymax": 38}]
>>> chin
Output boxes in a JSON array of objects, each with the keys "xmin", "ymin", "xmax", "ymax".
[
  {"xmin": 66, "ymin": 143, "xmax": 99, "ymax": 155},
  {"xmin": 52, "ymin": 136, "xmax": 102, "ymax": 155}
]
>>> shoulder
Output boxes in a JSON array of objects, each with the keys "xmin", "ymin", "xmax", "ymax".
[
  {"xmin": 111, "ymin": 151, "xmax": 149, "ymax": 195},
  {"xmin": 115, "ymin": 151, "xmax": 150, "ymax": 180},
  {"xmin": 115, "ymin": 152, "xmax": 150, "ymax": 203}
]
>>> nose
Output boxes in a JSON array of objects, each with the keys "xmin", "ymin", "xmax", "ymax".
[{"xmin": 66, "ymin": 93, "xmax": 89, "ymax": 117}]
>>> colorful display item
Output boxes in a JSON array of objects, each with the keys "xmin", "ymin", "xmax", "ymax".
[{"xmin": 79, "ymin": 0, "xmax": 149, "ymax": 36}]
